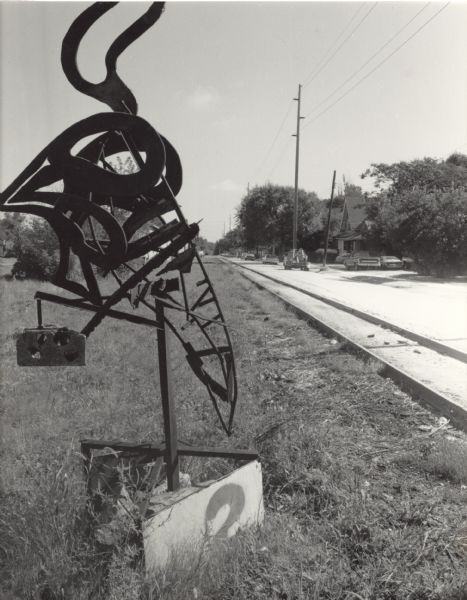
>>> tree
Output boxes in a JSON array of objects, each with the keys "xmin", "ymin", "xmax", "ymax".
[
  {"xmin": 0, "ymin": 213, "xmax": 24, "ymax": 256},
  {"xmin": 12, "ymin": 218, "xmax": 61, "ymax": 280},
  {"xmin": 236, "ymin": 184, "xmax": 321, "ymax": 254},
  {"xmin": 195, "ymin": 235, "xmax": 214, "ymax": 255},
  {"xmin": 361, "ymin": 154, "xmax": 467, "ymax": 196},
  {"xmin": 0, "ymin": 212, "xmax": 24, "ymax": 239},
  {"xmin": 446, "ymin": 153, "xmax": 467, "ymax": 169},
  {"xmin": 361, "ymin": 155, "xmax": 467, "ymax": 275},
  {"xmin": 214, "ymin": 227, "xmax": 245, "ymax": 255},
  {"xmin": 367, "ymin": 189, "xmax": 467, "ymax": 276}
]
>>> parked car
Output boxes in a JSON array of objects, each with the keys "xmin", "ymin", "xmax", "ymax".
[
  {"xmin": 243, "ymin": 253, "xmax": 256, "ymax": 261},
  {"xmin": 380, "ymin": 256, "xmax": 403, "ymax": 270},
  {"xmin": 344, "ymin": 253, "xmax": 381, "ymax": 270},
  {"xmin": 335, "ymin": 252, "xmax": 351, "ymax": 264},
  {"xmin": 262, "ymin": 254, "xmax": 280, "ymax": 265},
  {"xmin": 284, "ymin": 249, "xmax": 309, "ymax": 271},
  {"xmin": 402, "ymin": 257, "xmax": 415, "ymax": 270}
]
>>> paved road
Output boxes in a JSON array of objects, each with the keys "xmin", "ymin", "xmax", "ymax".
[{"xmin": 233, "ymin": 260, "xmax": 467, "ymax": 358}]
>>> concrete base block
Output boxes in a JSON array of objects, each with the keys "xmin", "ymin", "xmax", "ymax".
[{"xmin": 143, "ymin": 460, "xmax": 264, "ymax": 573}]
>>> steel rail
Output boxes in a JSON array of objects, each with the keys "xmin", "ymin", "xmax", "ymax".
[{"xmin": 225, "ymin": 259, "xmax": 467, "ymax": 433}]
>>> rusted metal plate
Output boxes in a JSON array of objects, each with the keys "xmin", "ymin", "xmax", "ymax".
[{"xmin": 16, "ymin": 327, "xmax": 85, "ymax": 366}]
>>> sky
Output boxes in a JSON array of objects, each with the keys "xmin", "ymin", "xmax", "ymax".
[{"xmin": 1, "ymin": 1, "xmax": 466, "ymax": 242}]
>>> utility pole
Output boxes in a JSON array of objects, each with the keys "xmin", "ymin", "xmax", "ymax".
[
  {"xmin": 292, "ymin": 84, "xmax": 304, "ymax": 252},
  {"xmin": 322, "ymin": 170, "xmax": 337, "ymax": 270}
]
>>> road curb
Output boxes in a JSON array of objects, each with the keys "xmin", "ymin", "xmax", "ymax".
[
  {"xmin": 229, "ymin": 262, "xmax": 467, "ymax": 433},
  {"xmin": 234, "ymin": 261, "xmax": 467, "ymax": 364}
]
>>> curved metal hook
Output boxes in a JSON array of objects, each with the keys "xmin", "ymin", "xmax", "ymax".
[{"xmin": 61, "ymin": 2, "xmax": 165, "ymax": 114}]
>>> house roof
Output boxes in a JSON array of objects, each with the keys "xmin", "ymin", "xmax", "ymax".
[
  {"xmin": 344, "ymin": 196, "xmax": 367, "ymax": 230},
  {"xmin": 335, "ymin": 230, "xmax": 364, "ymax": 241}
]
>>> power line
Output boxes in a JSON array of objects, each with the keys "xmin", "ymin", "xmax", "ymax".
[
  {"xmin": 250, "ymin": 4, "xmax": 372, "ymax": 187},
  {"xmin": 302, "ymin": 2, "xmax": 450, "ymax": 131},
  {"xmin": 303, "ymin": 2, "xmax": 378, "ymax": 88},
  {"xmin": 251, "ymin": 3, "xmax": 384, "ymax": 186},
  {"xmin": 252, "ymin": 100, "xmax": 293, "ymax": 180},
  {"xmin": 301, "ymin": 3, "xmax": 366, "ymax": 88},
  {"xmin": 305, "ymin": 2, "xmax": 430, "ymax": 117},
  {"xmin": 265, "ymin": 138, "xmax": 293, "ymax": 182}
]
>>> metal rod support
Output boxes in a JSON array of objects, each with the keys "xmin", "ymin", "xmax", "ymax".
[
  {"xmin": 35, "ymin": 291, "xmax": 161, "ymax": 329},
  {"xmin": 80, "ymin": 439, "xmax": 259, "ymax": 462},
  {"xmin": 36, "ymin": 299, "xmax": 42, "ymax": 328},
  {"xmin": 155, "ymin": 298, "xmax": 180, "ymax": 491}
]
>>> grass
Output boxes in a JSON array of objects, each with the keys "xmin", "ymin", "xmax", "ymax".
[{"xmin": 1, "ymin": 261, "xmax": 467, "ymax": 599}]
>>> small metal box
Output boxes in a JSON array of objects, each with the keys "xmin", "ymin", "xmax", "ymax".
[{"xmin": 16, "ymin": 327, "xmax": 86, "ymax": 366}]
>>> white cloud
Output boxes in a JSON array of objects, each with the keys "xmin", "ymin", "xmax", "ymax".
[
  {"xmin": 186, "ymin": 86, "xmax": 220, "ymax": 110},
  {"xmin": 210, "ymin": 179, "xmax": 243, "ymax": 193}
]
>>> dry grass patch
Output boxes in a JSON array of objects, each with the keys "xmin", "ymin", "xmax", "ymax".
[
  {"xmin": 1, "ymin": 264, "xmax": 467, "ymax": 599},
  {"xmin": 423, "ymin": 438, "xmax": 467, "ymax": 484}
]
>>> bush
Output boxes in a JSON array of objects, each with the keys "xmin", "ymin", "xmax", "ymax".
[{"xmin": 12, "ymin": 219, "xmax": 60, "ymax": 280}]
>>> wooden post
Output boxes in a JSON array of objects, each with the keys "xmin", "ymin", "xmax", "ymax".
[
  {"xmin": 322, "ymin": 170, "xmax": 337, "ymax": 269},
  {"xmin": 155, "ymin": 299, "xmax": 180, "ymax": 491},
  {"xmin": 292, "ymin": 84, "xmax": 303, "ymax": 252}
]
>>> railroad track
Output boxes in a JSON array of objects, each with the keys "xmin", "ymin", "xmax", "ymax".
[{"xmin": 221, "ymin": 258, "xmax": 467, "ymax": 432}]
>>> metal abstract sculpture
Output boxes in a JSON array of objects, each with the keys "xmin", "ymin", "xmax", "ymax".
[{"xmin": 1, "ymin": 2, "xmax": 254, "ymax": 490}]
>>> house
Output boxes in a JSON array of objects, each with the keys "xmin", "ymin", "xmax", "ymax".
[
  {"xmin": 304, "ymin": 200, "xmax": 344, "ymax": 255},
  {"xmin": 335, "ymin": 195, "xmax": 373, "ymax": 255}
]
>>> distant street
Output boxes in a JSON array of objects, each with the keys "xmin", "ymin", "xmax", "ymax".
[{"xmin": 230, "ymin": 259, "xmax": 467, "ymax": 357}]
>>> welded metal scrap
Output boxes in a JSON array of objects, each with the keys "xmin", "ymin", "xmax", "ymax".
[{"xmin": 1, "ymin": 2, "xmax": 237, "ymax": 434}]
